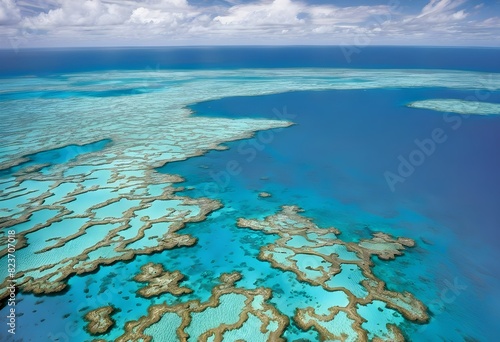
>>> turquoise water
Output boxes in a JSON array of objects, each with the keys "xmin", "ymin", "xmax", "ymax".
[
  {"xmin": 0, "ymin": 51, "xmax": 499, "ymax": 341},
  {"xmin": 0, "ymin": 139, "xmax": 112, "ymax": 177}
]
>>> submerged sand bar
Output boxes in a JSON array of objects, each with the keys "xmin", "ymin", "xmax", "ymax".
[{"xmin": 408, "ymin": 99, "xmax": 500, "ymax": 115}]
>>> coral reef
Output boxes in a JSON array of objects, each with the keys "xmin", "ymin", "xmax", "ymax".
[
  {"xmin": 237, "ymin": 205, "xmax": 429, "ymax": 340},
  {"xmin": 117, "ymin": 272, "xmax": 289, "ymax": 341},
  {"xmin": 84, "ymin": 305, "xmax": 116, "ymax": 335},
  {"xmin": 134, "ymin": 262, "xmax": 192, "ymax": 298}
]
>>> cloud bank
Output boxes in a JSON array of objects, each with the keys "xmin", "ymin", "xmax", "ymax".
[{"xmin": 1, "ymin": 0, "xmax": 499, "ymax": 48}]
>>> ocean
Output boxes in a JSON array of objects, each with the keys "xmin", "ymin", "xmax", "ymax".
[
  {"xmin": 0, "ymin": 47, "xmax": 499, "ymax": 341},
  {"xmin": 2, "ymin": 46, "xmax": 500, "ymax": 75}
]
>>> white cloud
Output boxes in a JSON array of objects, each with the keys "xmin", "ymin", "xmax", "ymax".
[
  {"xmin": 0, "ymin": 0, "xmax": 21, "ymax": 25},
  {"xmin": 0, "ymin": 0, "xmax": 499, "ymax": 47},
  {"xmin": 208, "ymin": 0, "xmax": 400, "ymax": 43},
  {"xmin": 214, "ymin": 0, "xmax": 304, "ymax": 26},
  {"xmin": 477, "ymin": 16, "xmax": 500, "ymax": 28},
  {"xmin": 128, "ymin": 0, "xmax": 197, "ymax": 26},
  {"xmin": 213, "ymin": 0, "xmax": 392, "ymax": 36},
  {"xmin": 21, "ymin": 0, "xmax": 129, "ymax": 28},
  {"xmin": 364, "ymin": 0, "xmax": 497, "ymax": 44},
  {"xmin": 415, "ymin": 0, "xmax": 468, "ymax": 22}
]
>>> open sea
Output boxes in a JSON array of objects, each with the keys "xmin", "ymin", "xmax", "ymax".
[{"xmin": 0, "ymin": 46, "xmax": 499, "ymax": 341}]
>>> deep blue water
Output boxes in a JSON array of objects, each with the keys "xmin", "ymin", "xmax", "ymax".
[
  {"xmin": 1, "ymin": 46, "xmax": 500, "ymax": 76},
  {"xmin": 160, "ymin": 87, "xmax": 500, "ymax": 340},
  {"xmin": 176, "ymin": 88, "xmax": 500, "ymax": 247}
]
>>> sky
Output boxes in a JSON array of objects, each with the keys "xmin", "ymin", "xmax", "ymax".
[{"xmin": 0, "ymin": 0, "xmax": 500, "ymax": 48}]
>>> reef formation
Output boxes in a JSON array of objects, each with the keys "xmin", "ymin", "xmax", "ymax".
[
  {"xmin": 237, "ymin": 205, "xmax": 428, "ymax": 341},
  {"xmin": 84, "ymin": 305, "xmax": 116, "ymax": 335},
  {"xmin": 117, "ymin": 272, "xmax": 289, "ymax": 341},
  {"xmin": 134, "ymin": 262, "xmax": 193, "ymax": 298}
]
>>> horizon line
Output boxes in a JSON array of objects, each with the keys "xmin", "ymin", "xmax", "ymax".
[{"xmin": 1, "ymin": 44, "xmax": 500, "ymax": 51}]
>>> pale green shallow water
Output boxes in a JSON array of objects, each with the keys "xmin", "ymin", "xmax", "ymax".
[
  {"xmin": 409, "ymin": 99, "xmax": 500, "ymax": 115},
  {"xmin": 325, "ymin": 264, "xmax": 368, "ymax": 298},
  {"xmin": 184, "ymin": 293, "xmax": 247, "ymax": 340}
]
